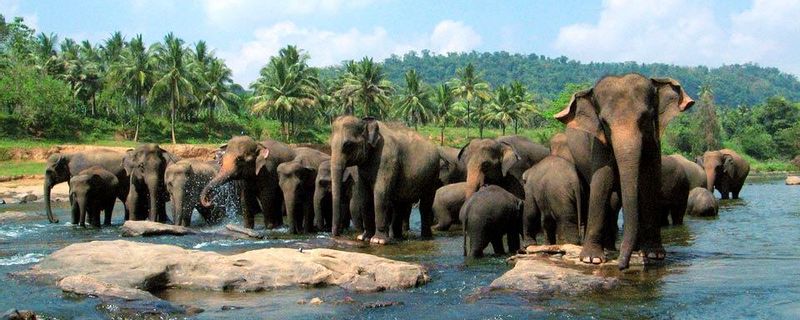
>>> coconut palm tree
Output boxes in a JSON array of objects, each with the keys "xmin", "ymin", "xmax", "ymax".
[
  {"xmin": 149, "ymin": 33, "xmax": 194, "ymax": 144},
  {"xmin": 31, "ymin": 32, "xmax": 62, "ymax": 75},
  {"xmin": 111, "ymin": 34, "xmax": 155, "ymax": 141},
  {"xmin": 509, "ymin": 80, "xmax": 536, "ymax": 134},
  {"xmin": 432, "ymin": 83, "xmax": 455, "ymax": 145},
  {"xmin": 449, "ymin": 63, "xmax": 491, "ymax": 138},
  {"xmin": 335, "ymin": 57, "xmax": 393, "ymax": 117},
  {"xmin": 395, "ymin": 69, "xmax": 431, "ymax": 130},
  {"xmin": 483, "ymin": 85, "xmax": 514, "ymax": 135},
  {"xmin": 199, "ymin": 58, "xmax": 239, "ymax": 123}
]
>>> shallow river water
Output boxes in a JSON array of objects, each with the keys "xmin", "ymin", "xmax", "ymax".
[{"xmin": 1, "ymin": 176, "xmax": 799, "ymax": 319}]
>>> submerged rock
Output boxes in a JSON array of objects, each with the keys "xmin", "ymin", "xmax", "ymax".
[
  {"xmin": 17, "ymin": 240, "xmax": 429, "ymax": 301},
  {"xmin": 120, "ymin": 220, "xmax": 196, "ymax": 237},
  {"xmin": 1, "ymin": 309, "xmax": 36, "ymax": 320},
  {"xmin": 0, "ymin": 211, "xmax": 46, "ymax": 223},
  {"xmin": 223, "ymin": 224, "xmax": 265, "ymax": 239},
  {"xmin": 786, "ymin": 175, "xmax": 800, "ymax": 185}
]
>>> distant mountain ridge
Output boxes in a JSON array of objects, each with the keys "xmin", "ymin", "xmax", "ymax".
[{"xmin": 323, "ymin": 51, "xmax": 800, "ymax": 107}]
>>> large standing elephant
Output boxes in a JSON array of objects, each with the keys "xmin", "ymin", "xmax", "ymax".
[
  {"xmin": 460, "ymin": 185, "xmax": 523, "ymax": 258},
  {"xmin": 554, "ymin": 74, "xmax": 694, "ymax": 269},
  {"xmin": 698, "ymin": 149, "xmax": 750, "ymax": 199},
  {"xmin": 329, "ymin": 116, "xmax": 440, "ymax": 244},
  {"xmin": 68, "ymin": 166, "xmax": 119, "ymax": 227},
  {"xmin": 200, "ymin": 137, "xmax": 296, "ymax": 229},
  {"xmin": 313, "ymin": 160, "xmax": 359, "ymax": 233},
  {"xmin": 43, "ymin": 149, "xmax": 129, "ymax": 224},
  {"xmin": 668, "ymin": 154, "xmax": 707, "ymax": 190},
  {"xmin": 277, "ymin": 147, "xmax": 330, "ymax": 234},
  {"xmin": 165, "ymin": 159, "xmax": 221, "ymax": 227},
  {"xmin": 124, "ymin": 144, "xmax": 178, "ymax": 223},
  {"xmin": 659, "ymin": 155, "xmax": 690, "ymax": 226},
  {"xmin": 522, "ymin": 156, "xmax": 584, "ymax": 245},
  {"xmin": 458, "ymin": 135, "xmax": 549, "ymax": 199}
]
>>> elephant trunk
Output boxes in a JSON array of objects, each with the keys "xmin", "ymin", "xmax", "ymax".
[
  {"xmin": 282, "ymin": 184, "xmax": 299, "ymax": 233},
  {"xmin": 330, "ymin": 160, "xmax": 346, "ymax": 236},
  {"xmin": 170, "ymin": 183, "xmax": 186, "ymax": 226},
  {"xmin": 612, "ymin": 136, "xmax": 643, "ymax": 270},
  {"xmin": 200, "ymin": 167, "xmax": 235, "ymax": 208},
  {"xmin": 146, "ymin": 176, "xmax": 163, "ymax": 222},
  {"xmin": 705, "ymin": 168, "xmax": 716, "ymax": 193},
  {"xmin": 77, "ymin": 196, "xmax": 88, "ymax": 227},
  {"xmin": 44, "ymin": 173, "xmax": 59, "ymax": 223},
  {"xmin": 464, "ymin": 163, "xmax": 484, "ymax": 199},
  {"xmin": 313, "ymin": 184, "xmax": 327, "ymax": 231}
]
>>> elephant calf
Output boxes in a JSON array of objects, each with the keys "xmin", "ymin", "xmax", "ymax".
[
  {"xmin": 522, "ymin": 156, "xmax": 584, "ymax": 245},
  {"xmin": 278, "ymin": 147, "xmax": 330, "ymax": 234},
  {"xmin": 313, "ymin": 160, "xmax": 359, "ymax": 233},
  {"xmin": 659, "ymin": 155, "xmax": 690, "ymax": 226},
  {"xmin": 165, "ymin": 159, "xmax": 222, "ymax": 227},
  {"xmin": 686, "ymin": 187, "xmax": 718, "ymax": 217},
  {"xmin": 460, "ymin": 185, "xmax": 523, "ymax": 258},
  {"xmin": 69, "ymin": 166, "xmax": 119, "ymax": 227},
  {"xmin": 432, "ymin": 182, "xmax": 467, "ymax": 231}
]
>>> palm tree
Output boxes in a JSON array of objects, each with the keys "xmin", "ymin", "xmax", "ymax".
[
  {"xmin": 249, "ymin": 45, "xmax": 318, "ymax": 141},
  {"xmin": 150, "ymin": 33, "xmax": 194, "ymax": 144},
  {"xmin": 111, "ymin": 34, "xmax": 155, "ymax": 141},
  {"xmin": 32, "ymin": 32, "xmax": 61, "ymax": 75},
  {"xmin": 449, "ymin": 63, "xmax": 491, "ymax": 138},
  {"xmin": 199, "ymin": 58, "xmax": 239, "ymax": 123},
  {"xmin": 335, "ymin": 57, "xmax": 393, "ymax": 117},
  {"xmin": 395, "ymin": 69, "xmax": 431, "ymax": 130},
  {"xmin": 483, "ymin": 85, "xmax": 514, "ymax": 135},
  {"xmin": 432, "ymin": 83, "xmax": 455, "ymax": 145},
  {"xmin": 509, "ymin": 80, "xmax": 536, "ymax": 134},
  {"xmin": 101, "ymin": 31, "xmax": 125, "ymax": 71}
]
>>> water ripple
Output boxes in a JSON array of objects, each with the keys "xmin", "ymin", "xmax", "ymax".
[{"xmin": 0, "ymin": 253, "xmax": 45, "ymax": 266}]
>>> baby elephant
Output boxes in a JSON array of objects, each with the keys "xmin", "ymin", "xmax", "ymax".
[
  {"xmin": 165, "ymin": 159, "xmax": 222, "ymax": 227},
  {"xmin": 522, "ymin": 156, "xmax": 584, "ymax": 245},
  {"xmin": 460, "ymin": 185, "xmax": 523, "ymax": 258},
  {"xmin": 69, "ymin": 166, "xmax": 119, "ymax": 227},
  {"xmin": 432, "ymin": 182, "xmax": 467, "ymax": 231},
  {"xmin": 278, "ymin": 148, "xmax": 330, "ymax": 234},
  {"xmin": 686, "ymin": 187, "xmax": 718, "ymax": 217}
]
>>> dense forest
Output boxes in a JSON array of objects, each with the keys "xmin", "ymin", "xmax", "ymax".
[{"xmin": 0, "ymin": 15, "xmax": 798, "ymax": 165}]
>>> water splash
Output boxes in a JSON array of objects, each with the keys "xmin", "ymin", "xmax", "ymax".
[{"xmin": 0, "ymin": 253, "xmax": 45, "ymax": 266}]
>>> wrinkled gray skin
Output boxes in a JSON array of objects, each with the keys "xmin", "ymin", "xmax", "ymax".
[
  {"xmin": 669, "ymin": 154, "xmax": 707, "ymax": 190},
  {"xmin": 200, "ymin": 137, "xmax": 296, "ymax": 229},
  {"xmin": 124, "ymin": 144, "xmax": 178, "ymax": 223},
  {"xmin": 165, "ymin": 159, "xmax": 221, "ymax": 227},
  {"xmin": 686, "ymin": 187, "xmax": 718, "ymax": 217},
  {"xmin": 460, "ymin": 185, "xmax": 523, "ymax": 258},
  {"xmin": 432, "ymin": 182, "xmax": 467, "ymax": 231},
  {"xmin": 459, "ymin": 135, "xmax": 549, "ymax": 200},
  {"xmin": 277, "ymin": 147, "xmax": 330, "ymax": 234},
  {"xmin": 659, "ymin": 155, "xmax": 690, "ymax": 226},
  {"xmin": 698, "ymin": 149, "xmax": 750, "ymax": 199},
  {"xmin": 313, "ymin": 160, "xmax": 359, "ymax": 233},
  {"xmin": 522, "ymin": 156, "xmax": 584, "ymax": 245},
  {"xmin": 68, "ymin": 166, "xmax": 119, "ymax": 227},
  {"xmin": 438, "ymin": 146, "xmax": 466, "ymax": 184},
  {"xmin": 330, "ymin": 116, "xmax": 440, "ymax": 244},
  {"xmin": 555, "ymin": 74, "xmax": 694, "ymax": 269},
  {"xmin": 44, "ymin": 149, "xmax": 129, "ymax": 224}
]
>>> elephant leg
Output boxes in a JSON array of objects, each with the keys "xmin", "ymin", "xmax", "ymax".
[
  {"xmin": 241, "ymin": 185, "xmax": 255, "ymax": 229},
  {"xmin": 580, "ymin": 166, "xmax": 614, "ymax": 264},
  {"xmin": 70, "ymin": 196, "xmax": 79, "ymax": 225},
  {"xmin": 671, "ymin": 202, "xmax": 687, "ymax": 225},
  {"xmin": 257, "ymin": 180, "xmax": 282, "ymax": 229},
  {"xmin": 390, "ymin": 202, "xmax": 411, "ymax": 240},
  {"xmin": 356, "ymin": 180, "xmax": 375, "ymax": 241},
  {"xmin": 126, "ymin": 188, "xmax": 140, "ymax": 221},
  {"xmin": 470, "ymin": 231, "xmax": 487, "ymax": 258},
  {"xmin": 601, "ymin": 191, "xmax": 621, "ymax": 250},
  {"xmin": 557, "ymin": 212, "xmax": 580, "ymax": 245},
  {"xmin": 543, "ymin": 214, "xmax": 556, "ymax": 245},
  {"xmin": 92, "ymin": 207, "xmax": 102, "ymax": 227},
  {"xmin": 303, "ymin": 200, "xmax": 315, "ymax": 234},
  {"xmin": 371, "ymin": 189, "xmax": 392, "ymax": 244},
  {"xmin": 418, "ymin": 193, "xmax": 435, "ymax": 239},
  {"xmin": 104, "ymin": 202, "xmax": 114, "ymax": 226},
  {"xmin": 506, "ymin": 230, "xmax": 521, "ymax": 253},
  {"xmin": 491, "ymin": 237, "xmax": 505, "ymax": 255}
]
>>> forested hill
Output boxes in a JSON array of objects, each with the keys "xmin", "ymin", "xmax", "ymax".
[{"xmin": 327, "ymin": 51, "xmax": 800, "ymax": 107}]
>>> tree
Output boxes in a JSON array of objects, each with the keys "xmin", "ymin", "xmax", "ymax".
[
  {"xmin": 335, "ymin": 57, "xmax": 393, "ymax": 117},
  {"xmin": 483, "ymin": 85, "xmax": 513, "ymax": 135},
  {"xmin": 150, "ymin": 33, "xmax": 194, "ymax": 144},
  {"xmin": 199, "ymin": 58, "xmax": 238, "ymax": 123},
  {"xmin": 111, "ymin": 34, "xmax": 155, "ymax": 141},
  {"xmin": 449, "ymin": 63, "xmax": 491, "ymax": 138},
  {"xmin": 697, "ymin": 84, "xmax": 722, "ymax": 151},
  {"xmin": 395, "ymin": 69, "xmax": 431, "ymax": 130},
  {"xmin": 509, "ymin": 80, "xmax": 536, "ymax": 134}
]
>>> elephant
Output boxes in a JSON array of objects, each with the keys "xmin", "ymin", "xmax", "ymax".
[
  {"xmin": 458, "ymin": 135, "xmax": 550, "ymax": 200},
  {"xmin": 438, "ymin": 146, "xmax": 466, "ymax": 184},
  {"xmin": 329, "ymin": 116, "xmax": 440, "ymax": 244},
  {"xmin": 277, "ymin": 147, "xmax": 331, "ymax": 234},
  {"xmin": 68, "ymin": 166, "xmax": 119, "ymax": 227},
  {"xmin": 43, "ymin": 149, "xmax": 129, "ymax": 224},
  {"xmin": 658, "ymin": 155, "xmax": 690, "ymax": 226},
  {"xmin": 554, "ymin": 74, "xmax": 695, "ymax": 269},
  {"xmin": 668, "ymin": 154, "xmax": 707, "ymax": 190},
  {"xmin": 460, "ymin": 185, "xmax": 523, "ymax": 258},
  {"xmin": 124, "ymin": 144, "xmax": 179, "ymax": 223},
  {"xmin": 522, "ymin": 156, "xmax": 584, "ymax": 245},
  {"xmin": 313, "ymin": 160, "xmax": 359, "ymax": 233},
  {"xmin": 432, "ymin": 182, "xmax": 467, "ymax": 231},
  {"xmin": 698, "ymin": 149, "xmax": 750, "ymax": 199},
  {"xmin": 200, "ymin": 136, "xmax": 296, "ymax": 229},
  {"xmin": 686, "ymin": 187, "xmax": 718, "ymax": 217},
  {"xmin": 165, "ymin": 159, "xmax": 222, "ymax": 227}
]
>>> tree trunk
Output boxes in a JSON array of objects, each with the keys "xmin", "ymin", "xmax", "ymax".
[
  {"xmin": 440, "ymin": 124, "xmax": 445, "ymax": 146},
  {"xmin": 171, "ymin": 95, "xmax": 177, "ymax": 144}
]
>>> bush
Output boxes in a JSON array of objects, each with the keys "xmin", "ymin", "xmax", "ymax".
[{"xmin": 734, "ymin": 125, "xmax": 777, "ymax": 160}]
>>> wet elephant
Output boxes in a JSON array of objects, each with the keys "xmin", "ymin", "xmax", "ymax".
[
  {"xmin": 554, "ymin": 74, "xmax": 694, "ymax": 269},
  {"xmin": 522, "ymin": 156, "xmax": 584, "ymax": 245},
  {"xmin": 458, "ymin": 135, "xmax": 550, "ymax": 200},
  {"xmin": 698, "ymin": 149, "xmax": 750, "ymax": 199},
  {"xmin": 277, "ymin": 147, "xmax": 330, "ymax": 234},
  {"xmin": 200, "ymin": 136, "xmax": 296, "ymax": 229},
  {"xmin": 43, "ymin": 149, "xmax": 129, "ymax": 224},
  {"xmin": 313, "ymin": 160, "xmax": 359, "ymax": 233},
  {"xmin": 124, "ymin": 144, "xmax": 178, "ymax": 223},
  {"xmin": 686, "ymin": 187, "xmax": 718, "ymax": 217},
  {"xmin": 329, "ymin": 116, "xmax": 440, "ymax": 244},
  {"xmin": 165, "ymin": 159, "xmax": 221, "ymax": 227},
  {"xmin": 460, "ymin": 185, "xmax": 523, "ymax": 258},
  {"xmin": 432, "ymin": 182, "xmax": 467, "ymax": 231},
  {"xmin": 68, "ymin": 166, "xmax": 119, "ymax": 227},
  {"xmin": 659, "ymin": 155, "xmax": 690, "ymax": 226}
]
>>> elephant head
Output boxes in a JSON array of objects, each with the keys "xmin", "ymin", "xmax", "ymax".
[
  {"xmin": 458, "ymin": 139, "xmax": 521, "ymax": 199},
  {"xmin": 200, "ymin": 136, "xmax": 267, "ymax": 207},
  {"xmin": 278, "ymin": 161, "xmax": 317, "ymax": 233},
  {"xmin": 700, "ymin": 150, "xmax": 735, "ymax": 194},
  {"xmin": 329, "ymin": 116, "xmax": 380, "ymax": 236},
  {"xmin": 438, "ymin": 147, "xmax": 465, "ymax": 184},
  {"xmin": 44, "ymin": 153, "xmax": 71, "ymax": 223},
  {"xmin": 125, "ymin": 143, "xmax": 177, "ymax": 221},
  {"xmin": 555, "ymin": 74, "xmax": 694, "ymax": 269},
  {"xmin": 165, "ymin": 161, "xmax": 193, "ymax": 226},
  {"xmin": 69, "ymin": 174, "xmax": 94, "ymax": 226}
]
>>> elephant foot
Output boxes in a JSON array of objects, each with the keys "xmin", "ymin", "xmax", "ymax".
[
  {"xmin": 370, "ymin": 233, "xmax": 389, "ymax": 245},
  {"xmin": 432, "ymin": 224, "xmax": 448, "ymax": 231},
  {"xmin": 579, "ymin": 243, "xmax": 606, "ymax": 265},
  {"xmin": 420, "ymin": 229, "xmax": 433, "ymax": 239},
  {"xmin": 356, "ymin": 232, "xmax": 372, "ymax": 242},
  {"xmin": 639, "ymin": 243, "xmax": 666, "ymax": 263}
]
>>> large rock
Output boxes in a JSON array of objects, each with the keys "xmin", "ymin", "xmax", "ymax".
[
  {"xmin": 786, "ymin": 175, "xmax": 800, "ymax": 185},
  {"xmin": 0, "ymin": 211, "xmax": 46, "ymax": 223},
  {"xmin": 17, "ymin": 240, "xmax": 429, "ymax": 301},
  {"xmin": 120, "ymin": 221, "xmax": 196, "ymax": 237}
]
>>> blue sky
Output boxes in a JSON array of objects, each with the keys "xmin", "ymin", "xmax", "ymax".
[{"xmin": 1, "ymin": 0, "xmax": 797, "ymax": 85}]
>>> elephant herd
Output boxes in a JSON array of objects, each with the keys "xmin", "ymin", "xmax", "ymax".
[{"xmin": 42, "ymin": 73, "xmax": 751, "ymax": 271}]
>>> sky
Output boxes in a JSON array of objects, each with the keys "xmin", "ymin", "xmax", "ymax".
[{"xmin": 1, "ymin": 0, "xmax": 798, "ymax": 86}]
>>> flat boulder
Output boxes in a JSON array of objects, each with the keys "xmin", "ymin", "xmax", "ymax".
[
  {"xmin": 17, "ymin": 240, "xmax": 428, "ymax": 301},
  {"xmin": 120, "ymin": 221, "xmax": 195, "ymax": 237},
  {"xmin": 786, "ymin": 175, "xmax": 800, "ymax": 185}
]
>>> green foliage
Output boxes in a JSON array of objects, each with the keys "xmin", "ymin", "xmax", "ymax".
[{"xmin": 0, "ymin": 160, "xmax": 43, "ymax": 176}]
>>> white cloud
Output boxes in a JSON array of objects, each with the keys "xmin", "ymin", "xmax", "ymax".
[
  {"xmin": 222, "ymin": 20, "xmax": 483, "ymax": 85},
  {"xmin": 553, "ymin": 0, "xmax": 800, "ymax": 75},
  {"xmin": 203, "ymin": 0, "xmax": 376, "ymax": 27},
  {"xmin": 0, "ymin": 0, "xmax": 38, "ymax": 30}
]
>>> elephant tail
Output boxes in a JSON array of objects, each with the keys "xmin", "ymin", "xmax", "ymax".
[{"xmin": 576, "ymin": 178, "xmax": 584, "ymax": 243}]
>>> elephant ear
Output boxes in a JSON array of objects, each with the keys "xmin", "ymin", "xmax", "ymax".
[
  {"xmin": 342, "ymin": 168, "xmax": 354, "ymax": 184},
  {"xmin": 695, "ymin": 156, "xmax": 704, "ymax": 167},
  {"xmin": 123, "ymin": 149, "xmax": 136, "ymax": 174},
  {"xmin": 555, "ymin": 89, "xmax": 606, "ymax": 145},
  {"xmin": 723, "ymin": 154, "xmax": 735, "ymax": 175},
  {"xmin": 456, "ymin": 141, "xmax": 472, "ymax": 164},
  {"xmin": 159, "ymin": 147, "xmax": 180, "ymax": 164},
  {"xmin": 362, "ymin": 116, "xmax": 382, "ymax": 147},
  {"xmin": 500, "ymin": 141, "xmax": 521, "ymax": 177},
  {"xmin": 255, "ymin": 143, "xmax": 271, "ymax": 176},
  {"xmin": 652, "ymin": 78, "xmax": 695, "ymax": 136}
]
